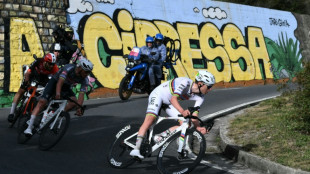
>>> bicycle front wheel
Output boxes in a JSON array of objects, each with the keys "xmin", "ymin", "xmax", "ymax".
[
  {"xmin": 157, "ymin": 129, "xmax": 206, "ymax": 174},
  {"xmin": 17, "ymin": 114, "xmax": 32, "ymax": 144},
  {"xmin": 107, "ymin": 124, "xmax": 140, "ymax": 168},
  {"xmin": 39, "ymin": 111, "xmax": 70, "ymax": 151}
]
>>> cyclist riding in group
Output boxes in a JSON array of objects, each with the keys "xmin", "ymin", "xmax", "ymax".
[
  {"xmin": 140, "ymin": 36, "xmax": 160, "ymax": 91},
  {"xmin": 7, "ymin": 53, "xmax": 59, "ymax": 123},
  {"xmin": 130, "ymin": 70, "xmax": 215, "ymax": 159},
  {"xmin": 23, "ymin": 58, "xmax": 94, "ymax": 136},
  {"xmin": 52, "ymin": 25, "xmax": 78, "ymax": 67}
]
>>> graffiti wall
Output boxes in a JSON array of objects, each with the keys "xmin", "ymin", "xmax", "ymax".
[
  {"xmin": 0, "ymin": 0, "xmax": 307, "ymax": 107},
  {"xmin": 66, "ymin": 0, "xmax": 303, "ymax": 89}
]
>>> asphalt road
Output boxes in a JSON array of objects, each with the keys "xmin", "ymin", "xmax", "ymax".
[{"xmin": 0, "ymin": 84, "xmax": 280, "ymax": 174}]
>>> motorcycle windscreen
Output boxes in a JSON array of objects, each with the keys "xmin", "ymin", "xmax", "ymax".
[{"xmin": 128, "ymin": 47, "xmax": 141, "ymax": 61}]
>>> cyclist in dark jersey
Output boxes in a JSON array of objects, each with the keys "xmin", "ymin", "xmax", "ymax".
[
  {"xmin": 7, "ymin": 53, "xmax": 58, "ymax": 123},
  {"xmin": 24, "ymin": 58, "xmax": 94, "ymax": 135}
]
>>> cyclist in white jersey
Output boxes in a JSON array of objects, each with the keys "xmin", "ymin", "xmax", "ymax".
[{"xmin": 130, "ymin": 70, "xmax": 215, "ymax": 159}]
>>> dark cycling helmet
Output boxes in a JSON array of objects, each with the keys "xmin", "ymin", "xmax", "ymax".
[
  {"xmin": 195, "ymin": 70, "xmax": 215, "ymax": 86},
  {"xmin": 155, "ymin": 33, "xmax": 164, "ymax": 41},
  {"xmin": 146, "ymin": 36, "xmax": 154, "ymax": 43},
  {"xmin": 44, "ymin": 53, "xmax": 57, "ymax": 64},
  {"xmin": 78, "ymin": 58, "xmax": 93, "ymax": 72}
]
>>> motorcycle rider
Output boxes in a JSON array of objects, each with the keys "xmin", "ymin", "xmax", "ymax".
[
  {"xmin": 7, "ymin": 53, "xmax": 59, "ymax": 123},
  {"xmin": 23, "ymin": 58, "xmax": 94, "ymax": 135},
  {"xmin": 140, "ymin": 36, "xmax": 160, "ymax": 91},
  {"xmin": 130, "ymin": 70, "xmax": 215, "ymax": 159},
  {"xmin": 155, "ymin": 33, "xmax": 167, "ymax": 83}
]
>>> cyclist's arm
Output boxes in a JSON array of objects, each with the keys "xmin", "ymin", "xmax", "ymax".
[
  {"xmin": 55, "ymin": 77, "xmax": 65, "ymax": 99},
  {"xmin": 170, "ymin": 95, "xmax": 190, "ymax": 117},
  {"xmin": 24, "ymin": 70, "xmax": 32, "ymax": 83}
]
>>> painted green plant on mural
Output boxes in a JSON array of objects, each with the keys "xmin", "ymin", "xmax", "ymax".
[{"xmin": 265, "ymin": 32, "xmax": 303, "ymax": 79}]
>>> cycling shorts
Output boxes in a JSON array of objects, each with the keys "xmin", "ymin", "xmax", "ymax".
[
  {"xmin": 146, "ymin": 88, "xmax": 180, "ymax": 118},
  {"xmin": 40, "ymin": 78, "xmax": 75, "ymax": 101}
]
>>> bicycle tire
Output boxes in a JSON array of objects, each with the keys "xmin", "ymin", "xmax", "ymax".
[
  {"xmin": 38, "ymin": 111, "xmax": 70, "ymax": 151},
  {"xmin": 157, "ymin": 129, "xmax": 206, "ymax": 174},
  {"xmin": 107, "ymin": 124, "xmax": 140, "ymax": 168},
  {"xmin": 17, "ymin": 114, "xmax": 32, "ymax": 144},
  {"xmin": 119, "ymin": 74, "xmax": 133, "ymax": 100}
]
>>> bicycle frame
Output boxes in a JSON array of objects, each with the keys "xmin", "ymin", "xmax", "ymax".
[
  {"xmin": 123, "ymin": 116, "xmax": 191, "ymax": 154},
  {"xmin": 38, "ymin": 99, "xmax": 68, "ymax": 130}
]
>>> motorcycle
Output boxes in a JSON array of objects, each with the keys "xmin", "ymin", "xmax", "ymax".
[{"xmin": 119, "ymin": 47, "xmax": 154, "ymax": 100}]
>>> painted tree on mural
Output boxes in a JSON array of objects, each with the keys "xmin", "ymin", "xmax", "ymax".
[{"xmin": 266, "ymin": 32, "xmax": 303, "ymax": 79}]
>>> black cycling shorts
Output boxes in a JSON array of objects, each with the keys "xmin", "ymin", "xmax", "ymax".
[{"xmin": 40, "ymin": 78, "xmax": 75, "ymax": 101}]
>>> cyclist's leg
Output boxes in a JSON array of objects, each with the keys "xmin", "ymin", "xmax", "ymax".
[
  {"xmin": 164, "ymin": 105, "xmax": 182, "ymax": 132},
  {"xmin": 24, "ymin": 78, "xmax": 56, "ymax": 135},
  {"xmin": 8, "ymin": 82, "xmax": 28, "ymax": 122},
  {"xmin": 130, "ymin": 89, "xmax": 162, "ymax": 158}
]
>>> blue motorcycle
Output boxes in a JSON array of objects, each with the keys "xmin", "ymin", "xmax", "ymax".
[{"xmin": 119, "ymin": 47, "xmax": 154, "ymax": 100}]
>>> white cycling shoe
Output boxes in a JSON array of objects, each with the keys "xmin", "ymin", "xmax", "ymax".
[
  {"xmin": 24, "ymin": 127, "xmax": 33, "ymax": 136},
  {"xmin": 130, "ymin": 149, "xmax": 144, "ymax": 159}
]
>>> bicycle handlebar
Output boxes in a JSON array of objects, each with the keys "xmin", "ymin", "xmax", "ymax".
[
  {"xmin": 177, "ymin": 106, "xmax": 214, "ymax": 131},
  {"xmin": 63, "ymin": 96, "xmax": 86, "ymax": 115}
]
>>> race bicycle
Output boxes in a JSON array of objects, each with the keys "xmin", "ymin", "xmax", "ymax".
[
  {"xmin": 107, "ymin": 106, "xmax": 214, "ymax": 174},
  {"xmin": 9, "ymin": 79, "xmax": 44, "ymax": 128},
  {"xmin": 17, "ymin": 95, "xmax": 85, "ymax": 151}
]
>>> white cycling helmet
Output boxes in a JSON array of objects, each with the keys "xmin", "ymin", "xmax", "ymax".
[
  {"xmin": 78, "ymin": 58, "xmax": 93, "ymax": 72},
  {"xmin": 195, "ymin": 70, "xmax": 215, "ymax": 86}
]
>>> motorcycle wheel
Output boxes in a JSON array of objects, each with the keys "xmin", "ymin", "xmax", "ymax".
[{"xmin": 119, "ymin": 74, "xmax": 133, "ymax": 100}]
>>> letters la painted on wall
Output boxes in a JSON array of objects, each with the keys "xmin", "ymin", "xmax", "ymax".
[{"xmin": 7, "ymin": 0, "xmax": 303, "ymax": 92}]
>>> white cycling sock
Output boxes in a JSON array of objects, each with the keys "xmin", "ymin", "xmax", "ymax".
[
  {"xmin": 135, "ymin": 135, "xmax": 144, "ymax": 150},
  {"xmin": 28, "ymin": 115, "xmax": 36, "ymax": 128},
  {"xmin": 10, "ymin": 103, "xmax": 17, "ymax": 114}
]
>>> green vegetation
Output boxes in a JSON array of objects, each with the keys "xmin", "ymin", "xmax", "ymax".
[{"xmin": 227, "ymin": 60, "xmax": 310, "ymax": 172}]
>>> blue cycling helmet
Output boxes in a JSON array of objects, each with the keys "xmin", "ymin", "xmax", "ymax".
[
  {"xmin": 155, "ymin": 33, "xmax": 164, "ymax": 40},
  {"xmin": 146, "ymin": 36, "xmax": 154, "ymax": 43}
]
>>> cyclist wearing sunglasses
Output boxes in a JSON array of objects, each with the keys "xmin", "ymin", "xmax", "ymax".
[
  {"xmin": 23, "ymin": 58, "xmax": 93, "ymax": 136},
  {"xmin": 8, "ymin": 53, "xmax": 59, "ymax": 123},
  {"xmin": 130, "ymin": 70, "xmax": 215, "ymax": 159}
]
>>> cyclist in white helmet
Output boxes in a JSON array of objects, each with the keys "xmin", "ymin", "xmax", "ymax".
[
  {"xmin": 24, "ymin": 58, "xmax": 94, "ymax": 136},
  {"xmin": 130, "ymin": 70, "xmax": 215, "ymax": 159}
]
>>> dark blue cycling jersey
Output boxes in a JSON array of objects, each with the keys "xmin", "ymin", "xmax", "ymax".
[{"xmin": 53, "ymin": 64, "xmax": 89, "ymax": 93}]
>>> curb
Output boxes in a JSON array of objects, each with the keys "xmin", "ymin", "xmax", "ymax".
[{"xmin": 201, "ymin": 95, "xmax": 310, "ymax": 174}]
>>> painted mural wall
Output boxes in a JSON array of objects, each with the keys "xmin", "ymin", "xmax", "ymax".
[
  {"xmin": 0, "ymin": 0, "xmax": 306, "ymax": 107},
  {"xmin": 66, "ymin": 0, "xmax": 303, "ymax": 90}
]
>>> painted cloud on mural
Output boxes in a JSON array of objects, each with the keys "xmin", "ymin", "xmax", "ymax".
[
  {"xmin": 202, "ymin": 7, "xmax": 227, "ymax": 19},
  {"xmin": 67, "ymin": 0, "xmax": 93, "ymax": 13},
  {"xmin": 96, "ymin": 0, "xmax": 114, "ymax": 3},
  {"xmin": 193, "ymin": 7, "xmax": 200, "ymax": 13}
]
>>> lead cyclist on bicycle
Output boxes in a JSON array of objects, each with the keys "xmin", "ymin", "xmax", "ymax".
[
  {"xmin": 24, "ymin": 58, "xmax": 94, "ymax": 136},
  {"xmin": 130, "ymin": 70, "xmax": 215, "ymax": 159}
]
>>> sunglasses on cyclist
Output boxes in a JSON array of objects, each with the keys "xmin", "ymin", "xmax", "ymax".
[
  {"xmin": 46, "ymin": 62, "xmax": 55, "ymax": 66},
  {"xmin": 207, "ymin": 85, "xmax": 213, "ymax": 89}
]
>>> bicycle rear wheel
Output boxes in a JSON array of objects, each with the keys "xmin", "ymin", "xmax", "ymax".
[
  {"xmin": 157, "ymin": 129, "xmax": 206, "ymax": 174},
  {"xmin": 107, "ymin": 124, "xmax": 140, "ymax": 168},
  {"xmin": 39, "ymin": 111, "xmax": 70, "ymax": 151}
]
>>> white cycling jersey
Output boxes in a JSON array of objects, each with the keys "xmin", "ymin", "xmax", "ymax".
[{"xmin": 146, "ymin": 77, "xmax": 204, "ymax": 118}]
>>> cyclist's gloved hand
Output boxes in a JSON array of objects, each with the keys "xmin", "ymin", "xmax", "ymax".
[
  {"xmin": 196, "ymin": 126, "xmax": 207, "ymax": 135},
  {"xmin": 181, "ymin": 110, "xmax": 190, "ymax": 117},
  {"xmin": 75, "ymin": 108, "xmax": 83, "ymax": 116}
]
